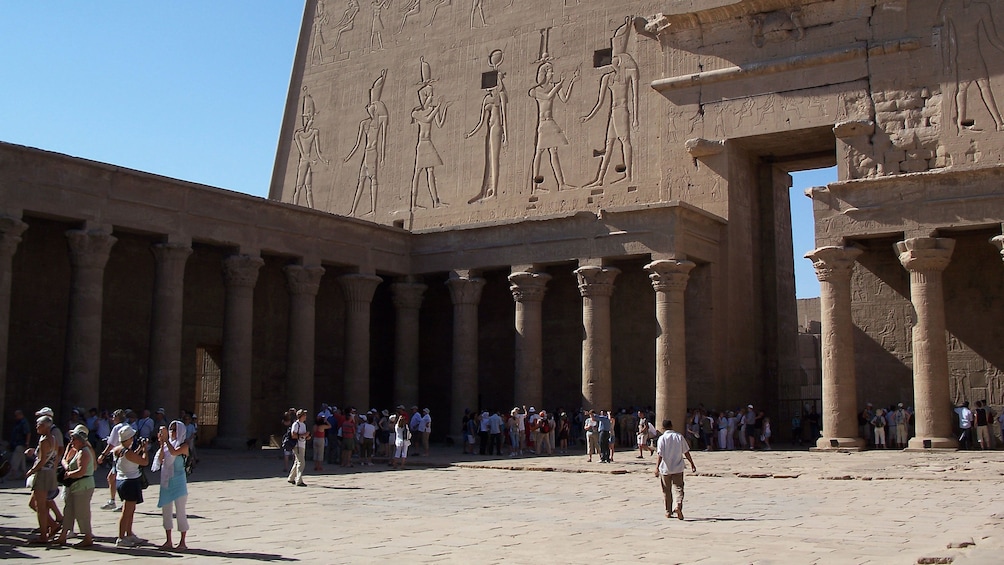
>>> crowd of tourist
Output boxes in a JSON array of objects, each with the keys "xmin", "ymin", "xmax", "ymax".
[{"xmin": 7, "ymin": 405, "xmax": 197, "ymax": 549}]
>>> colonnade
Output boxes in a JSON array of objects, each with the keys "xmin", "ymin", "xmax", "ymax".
[
  {"xmin": 0, "ymin": 220, "xmax": 703, "ymax": 442},
  {"xmin": 808, "ymin": 235, "xmax": 1002, "ymax": 451}
]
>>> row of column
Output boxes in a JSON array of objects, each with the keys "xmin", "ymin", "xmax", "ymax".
[
  {"xmin": 809, "ymin": 235, "xmax": 1003, "ymax": 450},
  {"xmin": 0, "ymin": 216, "xmax": 396, "ymax": 445},
  {"xmin": 0, "ymin": 216, "xmax": 701, "ymax": 444},
  {"xmin": 440, "ymin": 259, "xmax": 696, "ymax": 438}
]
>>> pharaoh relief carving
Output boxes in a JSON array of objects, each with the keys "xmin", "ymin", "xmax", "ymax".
[
  {"xmin": 529, "ymin": 28, "xmax": 579, "ymax": 193},
  {"xmin": 466, "ymin": 50, "xmax": 508, "ymax": 204},
  {"xmin": 398, "ymin": 0, "xmax": 421, "ymax": 34},
  {"xmin": 345, "ymin": 70, "xmax": 389, "ymax": 217},
  {"xmin": 310, "ymin": 1, "xmax": 329, "ymax": 66},
  {"xmin": 937, "ymin": 0, "xmax": 1004, "ymax": 132},
  {"xmin": 332, "ymin": 0, "xmax": 361, "ymax": 52},
  {"xmin": 410, "ymin": 57, "xmax": 449, "ymax": 210},
  {"xmin": 429, "ymin": 0, "xmax": 452, "ymax": 27},
  {"xmin": 292, "ymin": 87, "xmax": 329, "ymax": 209},
  {"xmin": 581, "ymin": 17, "xmax": 639, "ymax": 188},
  {"xmin": 748, "ymin": 7, "xmax": 805, "ymax": 48},
  {"xmin": 371, "ymin": 0, "xmax": 390, "ymax": 50}
]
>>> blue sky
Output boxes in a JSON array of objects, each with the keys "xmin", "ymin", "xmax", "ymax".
[{"xmin": 0, "ymin": 2, "xmax": 827, "ymax": 298}]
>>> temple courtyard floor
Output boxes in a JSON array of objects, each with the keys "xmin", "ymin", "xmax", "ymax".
[{"xmin": 2, "ymin": 443, "xmax": 1003, "ymax": 564}]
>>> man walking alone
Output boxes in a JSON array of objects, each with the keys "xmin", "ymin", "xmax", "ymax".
[{"xmin": 654, "ymin": 419, "xmax": 696, "ymax": 520}]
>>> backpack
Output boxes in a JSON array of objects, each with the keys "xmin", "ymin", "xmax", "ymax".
[
  {"xmin": 540, "ymin": 420, "xmax": 551, "ymax": 434},
  {"xmin": 281, "ymin": 426, "xmax": 296, "ymax": 451}
]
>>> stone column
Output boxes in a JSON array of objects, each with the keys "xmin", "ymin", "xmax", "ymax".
[
  {"xmin": 509, "ymin": 270, "xmax": 550, "ymax": 409},
  {"xmin": 391, "ymin": 280, "xmax": 426, "ymax": 407},
  {"xmin": 447, "ymin": 272, "xmax": 485, "ymax": 440},
  {"xmin": 898, "ymin": 237, "xmax": 957, "ymax": 450},
  {"xmin": 285, "ymin": 264, "xmax": 325, "ymax": 411},
  {"xmin": 216, "ymin": 254, "xmax": 264, "ymax": 449},
  {"xmin": 575, "ymin": 265, "xmax": 620, "ymax": 412},
  {"xmin": 146, "ymin": 243, "xmax": 192, "ymax": 418},
  {"xmin": 992, "ymin": 235, "xmax": 1004, "ymax": 261},
  {"xmin": 645, "ymin": 259, "xmax": 695, "ymax": 431},
  {"xmin": 0, "ymin": 217, "xmax": 27, "ymax": 438},
  {"xmin": 62, "ymin": 229, "xmax": 117, "ymax": 419},
  {"xmin": 805, "ymin": 246, "xmax": 865, "ymax": 450},
  {"xmin": 339, "ymin": 274, "xmax": 382, "ymax": 411}
]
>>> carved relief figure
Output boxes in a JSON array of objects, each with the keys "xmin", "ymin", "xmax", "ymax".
[
  {"xmin": 311, "ymin": 1, "xmax": 330, "ymax": 66},
  {"xmin": 428, "ymin": 0, "xmax": 451, "ymax": 27},
  {"xmin": 410, "ymin": 58, "xmax": 449, "ymax": 210},
  {"xmin": 749, "ymin": 8, "xmax": 805, "ymax": 48},
  {"xmin": 398, "ymin": 0, "xmax": 421, "ymax": 34},
  {"xmin": 292, "ymin": 87, "xmax": 329, "ymax": 209},
  {"xmin": 471, "ymin": 0, "xmax": 486, "ymax": 28},
  {"xmin": 332, "ymin": 0, "xmax": 361, "ymax": 52},
  {"xmin": 938, "ymin": 0, "xmax": 1004, "ymax": 132},
  {"xmin": 581, "ymin": 17, "xmax": 639, "ymax": 188},
  {"xmin": 371, "ymin": 0, "xmax": 391, "ymax": 50},
  {"xmin": 345, "ymin": 70, "xmax": 389, "ymax": 216},
  {"xmin": 467, "ymin": 50, "xmax": 508, "ymax": 204},
  {"xmin": 529, "ymin": 55, "xmax": 578, "ymax": 192}
]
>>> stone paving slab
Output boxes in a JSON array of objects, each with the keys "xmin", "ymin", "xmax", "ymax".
[{"xmin": 2, "ymin": 446, "xmax": 1003, "ymax": 563}]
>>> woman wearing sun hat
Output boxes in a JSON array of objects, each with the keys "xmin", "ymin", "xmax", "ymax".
[
  {"xmin": 56, "ymin": 425, "xmax": 95, "ymax": 547},
  {"xmin": 112, "ymin": 425, "xmax": 149, "ymax": 547}
]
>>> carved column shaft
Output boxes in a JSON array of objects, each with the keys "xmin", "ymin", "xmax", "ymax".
[
  {"xmin": 339, "ymin": 274, "xmax": 382, "ymax": 411},
  {"xmin": 646, "ymin": 260, "xmax": 694, "ymax": 431},
  {"xmin": 575, "ymin": 265, "xmax": 620, "ymax": 412},
  {"xmin": 217, "ymin": 255, "xmax": 264, "ymax": 448},
  {"xmin": 147, "ymin": 243, "xmax": 192, "ymax": 418},
  {"xmin": 447, "ymin": 274, "xmax": 485, "ymax": 439},
  {"xmin": 286, "ymin": 265, "xmax": 325, "ymax": 411},
  {"xmin": 898, "ymin": 238, "xmax": 956, "ymax": 449},
  {"xmin": 509, "ymin": 271, "xmax": 550, "ymax": 409},
  {"xmin": 392, "ymin": 282, "xmax": 426, "ymax": 407},
  {"xmin": 62, "ymin": 229, "xmax": 117, "ymax": 419},
  {"xmin": 0, "ymin": 217, "xmax": 27, "ymax": 438},
  {"xmin": 806, "ymin": 246, "xmax": 864, "ymax": 449}
]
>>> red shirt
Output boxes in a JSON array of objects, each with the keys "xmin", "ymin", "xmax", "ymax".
[{"xmin": 341, "ymin": 419, "xmax": 356, "ymax": 439}]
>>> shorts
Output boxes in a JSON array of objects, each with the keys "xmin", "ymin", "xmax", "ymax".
[
  {"xmin": 341, "ymin": 437, "xmax": 356, "ymax": 452},
  {"xmin": 31, "ymin": 468, "xmax": 58, "ymax": 493},
  {"xmin": 116, "ymin": 477, "xmax": 144, "ymax": 504},
  {"xmin": 312, "ymin": 438, "xmax": 325, "ymax": 462}
]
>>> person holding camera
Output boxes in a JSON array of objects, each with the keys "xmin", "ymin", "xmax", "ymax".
[
  {"xmin": 112, "ymin": 426, "xmax": 149, "ymax": 547},
  {"xmin": 153, "ymin": 421, "xmax": 190, "ymax": 550}
]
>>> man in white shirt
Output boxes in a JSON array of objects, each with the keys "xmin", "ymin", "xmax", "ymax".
[
  {"xmin": 287, "ymin": 409, "xmax": 310, "ymax": 486},
  {"xmin": 654, "ymin": 419, "xmax": 697, "ymax": 520},
  {"xmin": 97, "ymin": 410, "xmax": 127, "ymax": 510},
  {"xmin": 955, "ymin": 401, "xmax": 974, "ymax": 450}
]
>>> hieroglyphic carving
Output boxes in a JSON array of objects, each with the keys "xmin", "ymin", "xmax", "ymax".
[
  {"xmin": 410, "ymin": 57, "xmax": 449, "ymax": 210},
  {"xmin": 466, "ymin": 50, "xmax": 508, "ymax": 204},
  {"xmin": 292, "ymin": 87, "xmax": 329, "ymax": 208},
  {"xmin": 371, "ymin": 0, "xmax": 390, "ymax": 50},
  {"xmin": 529, "ymin": 28, "xmax": 578, "ymax": 192},
  {"xmin": 581, "ymin": 17, "xmax": 639, "ymax": 188},
  {"xmin": 749, "ymin": 7, "xmax": 805, "ymax": 48},
  {"xmin": 332, "ymin": 0, "xmax": 361, "ymax": 52},
  {"xmin": 311, "ymin": 1, "xmax": 330, "ymax": 66},
  {"xmin": 950, "ymin": 367, "xmax": 969, "ymax": 405},
  {"xmin": 937, "ymin": 0, "xmax": 1004, "ymax": 132},
  {"xmin": 345, "ymin": 70, "xmax": 389, "ymax": 216}
]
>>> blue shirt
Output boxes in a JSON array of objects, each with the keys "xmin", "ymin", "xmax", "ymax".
[{"xmin": 596, "ymin": 415, "xmax": 612, "ymax": 432}]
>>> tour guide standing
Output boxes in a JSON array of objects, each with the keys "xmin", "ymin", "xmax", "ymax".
[{"xmin": 654, "ymin": 419, "xmax": 697, "ymax": 520}]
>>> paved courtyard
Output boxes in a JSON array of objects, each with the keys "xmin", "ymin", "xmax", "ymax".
[{"xmin": 3, "ymin": 445, "xmax": 1004, "ymax": 564}]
